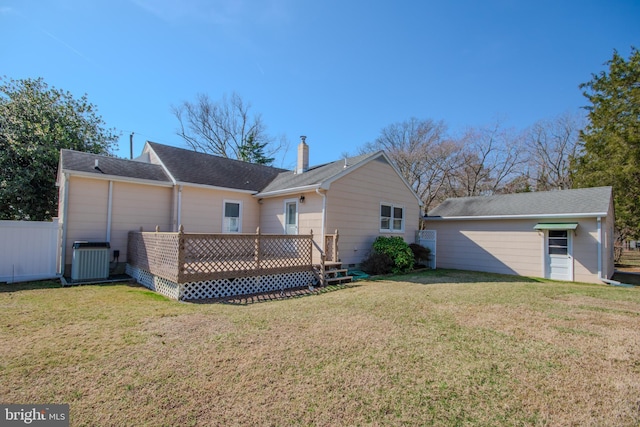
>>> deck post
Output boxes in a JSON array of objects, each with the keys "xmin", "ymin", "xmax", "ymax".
[
  {"xmin": 177, "ymin": 224, "xmax": 185, "ymax": 283},
  {"xmin": 333, "ymin": 229, "xmax": 339, "ymax": 263},
  {"xmin": 255, "ymin": 227, "xmax": 261, "ymax": 270},
  {"xmin": 312, "ymin": 229, "xmax": 325, "ymax": 286}
]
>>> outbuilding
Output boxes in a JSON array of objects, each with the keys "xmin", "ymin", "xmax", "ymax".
[{"xmin": 424, "ymin": 187, "xmax": 615, "ymax": 283}]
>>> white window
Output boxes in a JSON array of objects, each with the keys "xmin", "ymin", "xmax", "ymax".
[
  {"xmin": 223, "ymin": 200, "xmax": 242, "ymax": 233},
  {"xmin": 380, "ymin": 203, "xmax": 404, "ymax": 232}
]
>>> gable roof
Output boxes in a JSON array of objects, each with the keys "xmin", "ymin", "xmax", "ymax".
[
  {"xmin": 59, "ymin": 149, "xmax": 172, "ymax": 185},
  {"xmin": 256, "ymin": 151, "xmax": 422, "ymax": 204},
  {"xmin": 257, "ymin": 152, "xmax": 379, "ymax": 195},
  {"xmin": 427, "ymin": 186, "xmax": 612, "ymax": 219},
  {"xmin": 146, "ymin": 141, "xmax": 286, "ymax": 192}
]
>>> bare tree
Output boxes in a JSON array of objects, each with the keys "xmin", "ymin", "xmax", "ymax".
[
  {"xmin": 173, "ymin": 92, "xmax": 279, "ymax": 164},
  {"xmin": 525, "ymin": 112, "xmax": 584, "ymax": 191},
  {"xmin": 361, "ymin": 118, "xmax": 460, "ymax": 211},
  {"xmin": 449, "ymin": 121, "xmax": 527, "ymax": 197},
  {"xmin": 413, "ymin": 139, "xmax": 462, "ymax": 210}
]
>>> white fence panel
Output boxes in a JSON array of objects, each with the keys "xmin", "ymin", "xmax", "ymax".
[
  {"xmin": 416, "ymin": 230, "xmax": 436, "ymax": 269},
  {"xmin": 0, "ymin": 219, "xmax": 60, "ymax": 283}
]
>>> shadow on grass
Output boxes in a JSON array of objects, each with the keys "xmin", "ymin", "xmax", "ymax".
[
  {"xmin": 0, "ymin": 279, "xmax": 63, "ymax": 292},
  {"xmin": 612, "ymin": 272, "xmax": 640, "ymax": 286},
  {"xmin": 191, "ymin": 282, "xmax": 363, "ymax": 305},
  {"xmin": 377, "ymin": 268, "xmax": 545, "ymax": 285},
  {"xmin": 0, "ymin": 278, "xmax": 143, "ymax": 294}
]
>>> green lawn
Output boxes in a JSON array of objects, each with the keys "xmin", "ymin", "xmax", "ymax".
[
  {"xmin": 619, "ymin": 249, "xmax": 640, "ymax": 268},
  {"xmin": 1, "ymin": 271, "xmax": 639, "ymax": 426}
]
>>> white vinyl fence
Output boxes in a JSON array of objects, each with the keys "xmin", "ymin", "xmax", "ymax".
[
  {"xmin": 416, "ymin": 230, "xmax": 436, "ymax": 269},
  {"xmin": 0, "ymin": 219, "xmax": 60, "ymax": 283}
]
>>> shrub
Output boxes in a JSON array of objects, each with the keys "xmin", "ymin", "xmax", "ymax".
[
  {"xmin": 409, "ymin": 243, "xmax": 431, "ymax": 267},
  {"xmin": 360, "ymin": 251, "xmax": 394, "ymax": 275},
  {"xmin": 371, "ymin": 236, "xmax": 414, "ymax": 274}
]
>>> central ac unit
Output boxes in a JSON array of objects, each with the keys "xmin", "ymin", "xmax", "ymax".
[{"xmin": 71, "ymin": 241, "xmax": 110, "ymax": 281}]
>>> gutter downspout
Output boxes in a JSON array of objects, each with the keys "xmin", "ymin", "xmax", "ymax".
[
  {"xmin": 106, "ymin": 181, "xmax": 113, "ymax": 242},
  {"xmin": 315, "ymin": 188, "xmax": 328, "ymax": 286},
  {"xmin": 171, "ymin": 186, "xmax": 177, "ymax": 231},
  {"xmin": 177, "ymin": 185, "xmax": 183, "ymax": 230},
  {"xmin": 601, "ymin": 277, "xmax": 635, "ymax": 287},
  {"xmin": 597, "ymin": 216, "xmax": 602, "ymax": 281},
  {"xmin": 59, "ymin": 173, "xmax": 70, "ymax": 276},
  {"xmin": 316, "ymin": 188, "xmax": 326, "ymax": 243},
  {"xmin": 597, "ymin": 216, "xmax": 634, "ymax": 288}
]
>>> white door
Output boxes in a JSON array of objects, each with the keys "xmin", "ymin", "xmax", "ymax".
[
  {"xmin": 285, "ymin": 200, "xmax": 298, "ymax": 235},
  {"xmin": 546, "ymin": 230, "xmax": 573, "ymax": 281}
]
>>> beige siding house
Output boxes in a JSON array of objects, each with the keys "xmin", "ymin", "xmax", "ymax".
[
  {"xmin": 424, "ymin": 187, "xmax": 615, "ymax": 283},
  {"xmin": 255, "ymin": 149, "xmax": 420, "ymax": 266},
  {"xmin": 57, "ymin": 138, "xmax": 422, "ymax": 276},
  {"xmin": 57, "ymin": 154, "xmax": 174, "ymax": 276}
]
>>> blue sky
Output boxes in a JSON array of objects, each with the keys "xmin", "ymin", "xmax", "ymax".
[{"xmin": 2, "ymin": 0, "xmax": 638, "ymax": 169}]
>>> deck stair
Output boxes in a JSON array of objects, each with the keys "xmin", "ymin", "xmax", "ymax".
[
  {"xmin": 312, "ymin": 262, "xmax": 353, "ymax": 285},
  {"xmin": 324, "ymin": 267, "xmax": 352, "ymax": 285}
]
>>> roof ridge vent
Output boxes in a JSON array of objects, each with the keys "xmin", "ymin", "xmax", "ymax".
[{"xmin": 94, "ymin": 158, "xmax": 104, "ymax": 173}]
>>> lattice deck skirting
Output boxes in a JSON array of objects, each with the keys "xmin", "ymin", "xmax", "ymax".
[{"xmin": 126, "ymin": 264, "xmax": 317, "ymax": 301}]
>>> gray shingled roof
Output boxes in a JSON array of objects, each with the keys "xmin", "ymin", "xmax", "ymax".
[
  {"xmin": 60, "ymin": 149, "xmax": 172, "ymax": 183},
  {"xmin": 258, "ymin": 152, "xmax": 380, "ymax": 194},
  {"xmin": 147, "ymin": 142, "xmax": 286, "ymax": 191},
  {"xmin": 427, "ymin": 186, "xmax": 612, "ymax": 218},
  {"xmin": 61, "ymin": 143, "xmax": 402, "ymax": 196}
]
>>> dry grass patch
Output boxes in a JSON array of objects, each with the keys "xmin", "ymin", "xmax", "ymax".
[{"xmin": 1, "ymin": 274, "xmax": 640, "ymax": 426}]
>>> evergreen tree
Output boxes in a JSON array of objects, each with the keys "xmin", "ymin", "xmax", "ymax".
[
  {"xmin": 572, "ymin": 47, "xmax": 640, "ymax": 240},
  {"xmin": 238, "ymin": 132, "xmax": 275, "ymax": 165}
]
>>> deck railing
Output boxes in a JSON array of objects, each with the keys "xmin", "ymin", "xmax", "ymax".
[
  {"xmin": 324, "ymin": 230, "xmax": 339, "ymax": 262},
  {"xmin": 128, "ymin": 226, "xmax": 338, "ymax": 284}
]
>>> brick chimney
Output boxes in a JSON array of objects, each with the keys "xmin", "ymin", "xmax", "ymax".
[{"xmin": 296, "ymin": 135, "xmax": 309, "ymax": 174}]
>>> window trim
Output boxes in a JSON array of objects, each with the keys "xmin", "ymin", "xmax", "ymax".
[
  {"xmin": 380, "ymin": 202, "xmax": 405, "ymax": 233},
  {"xmin": 222, "ymin": 199, "xmax": 242, "ymax": 233}
]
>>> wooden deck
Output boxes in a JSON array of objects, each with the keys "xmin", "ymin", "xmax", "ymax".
[{"xmin": 127, "ymin": 226, "xmax": 349, "ymax": 299}]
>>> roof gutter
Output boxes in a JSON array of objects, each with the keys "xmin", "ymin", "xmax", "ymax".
[
  {"xmin": 61, "ymin": 169, "xmax": 173, "ymax": 187},
  {"xmin": 174, "ymin": 180, "xmax": 257, "ymax": 194},
  {"xmin": 255, "ymin": 184, "xmax": 321, "ymax": 198},
  {"xmin": 425, "ymin": 212, "xmax": 609, "ymax": 221}
]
